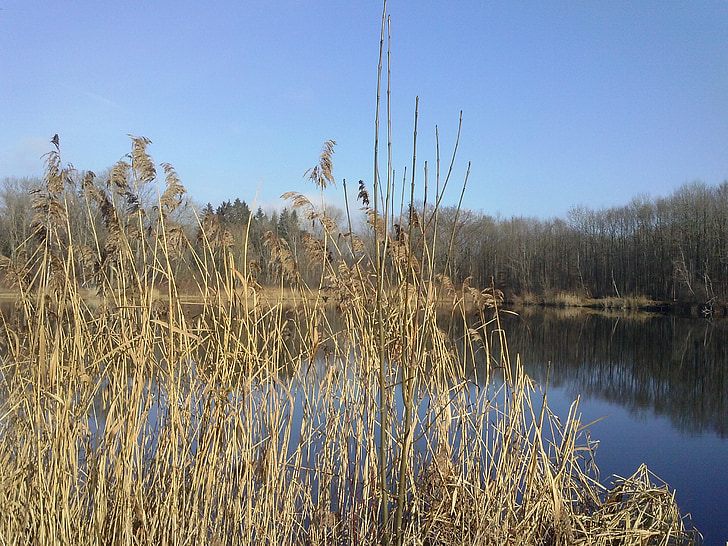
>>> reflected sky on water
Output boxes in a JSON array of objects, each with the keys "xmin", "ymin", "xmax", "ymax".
[
  {"xmin": 499, "ymin": 309, "xmax": 728, "ymax": 545},
  {"xmin": 5, "ymin": 301, "xmax": 724, "ymax": 542},
  {"xmin": 77, "ymin": 308, "xmax": 728, "ymax": 543}
]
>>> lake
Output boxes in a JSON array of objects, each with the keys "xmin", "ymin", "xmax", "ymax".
[
  {"xmin": 13, "ymin": 299, "xmax": 722, "ymax": 542},
  {"xmin": 498, "ymin": 308, "xmax": 728, "ymax": 545}
]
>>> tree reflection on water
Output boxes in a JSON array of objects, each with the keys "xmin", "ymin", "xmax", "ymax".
[{"xmin": 500, "ymin": 309, "xmax": 728, "ymax": 438}]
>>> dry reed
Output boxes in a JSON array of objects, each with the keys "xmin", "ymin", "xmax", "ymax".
[
  {"xmin": 0, "ymin": 135, "xmax": 701, "ymax": 546},
  {"xmin": 0, "ymin": 6, "xmax": 700, "ymax": 544}
]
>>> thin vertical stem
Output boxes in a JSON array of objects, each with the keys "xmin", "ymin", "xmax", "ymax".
[
  {"xmin": 374, "ymin": 0, "xmax": 390, "ymax": 538},
  {"xmin": 394, "ymin": 95, "xmax": 419, "ymax": 545}
]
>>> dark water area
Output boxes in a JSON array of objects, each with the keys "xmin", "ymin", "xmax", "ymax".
[{"xmin": 500, "ymin": 309, "xmax": 728, "ymax": 545}]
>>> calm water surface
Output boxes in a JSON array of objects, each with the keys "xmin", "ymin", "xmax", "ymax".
[
  {"xmin": 61, "ymin": 305, "xmax": 727, "ymax": 543},
  {"xmin": 500, "ymin": 309, "xmax": 728, "ymax": 545}
]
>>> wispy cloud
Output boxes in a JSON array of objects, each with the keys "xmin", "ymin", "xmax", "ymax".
[
  {"xmin": 79, "ymin": 88, "xmax": 123, "ymax": 110},
  {"xmin": 60, "ymin": 83, "xmax": 123, "ymax": 111}
]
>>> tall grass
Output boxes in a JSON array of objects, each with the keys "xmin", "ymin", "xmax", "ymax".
[
  {"xmin": 0, "ymin": 8, "xmax": 701, "ymax": 546},
  {"xmin": 0, "ymin": 147, "xmax": 702, "ymax": 546}
]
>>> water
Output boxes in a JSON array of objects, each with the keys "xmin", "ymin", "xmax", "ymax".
[
  {"xmin": 500, "ymin": 309, "xmax": 728, "ymax": 545},
  {"xmin": 15, "ymin": 303, "xmax": 722, "ymax": 541}
]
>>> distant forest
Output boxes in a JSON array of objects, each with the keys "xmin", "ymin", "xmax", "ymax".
[
  {"xmin": 1, "ymin": 170, "xmax": 726, "ymax": 309},
  {"xmin": 434, "ymin": 181, "xmax": 728, "ymax": 306}
]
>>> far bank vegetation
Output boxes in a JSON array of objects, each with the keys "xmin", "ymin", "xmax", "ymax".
[{"xmin": 1, "ymin": 172, "xmax": 726, "ymax": 314}]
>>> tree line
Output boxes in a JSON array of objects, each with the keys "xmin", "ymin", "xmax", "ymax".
[
  {"xmin": 429, "ymin": 181, "xmax": 728, "ymax": 307},
  {"xmin": 2, "ymin": 160, "xmax": 726, "ymax": 307},
  {"xmin": 0, "ymin": 161, "xmax": 328, "ymax": 291}
]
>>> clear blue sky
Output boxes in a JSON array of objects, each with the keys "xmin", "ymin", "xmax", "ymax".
[{"xmin": 1, "ymin": 1, "xmax": 726, "ymax": 219}]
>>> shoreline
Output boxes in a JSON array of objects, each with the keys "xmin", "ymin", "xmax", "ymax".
[{"xmin": 506, "ymin": 292, "xmax": 726, "ymax": 318}]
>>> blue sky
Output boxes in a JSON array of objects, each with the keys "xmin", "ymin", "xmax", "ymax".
[{"xmin": 1, "ymin": 1, "xmax": 726, "ymax": 219}]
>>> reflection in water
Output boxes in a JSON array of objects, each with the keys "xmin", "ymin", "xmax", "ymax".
[
  {"xmin": 500, "ymin": 309, "xmax": 728, "ymax": 437},
  {"xmin": 1, "ymin": 301, "xmax": 713, "ymax": 542}
]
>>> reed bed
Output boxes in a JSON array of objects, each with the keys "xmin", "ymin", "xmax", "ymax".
[
  {"xmin": 0, "ymin": 133, "xmax": 701, "ymax": 545},
  {"xmin": 0, "ymin": 6, "xmax": 700, "ymax": 542}
]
